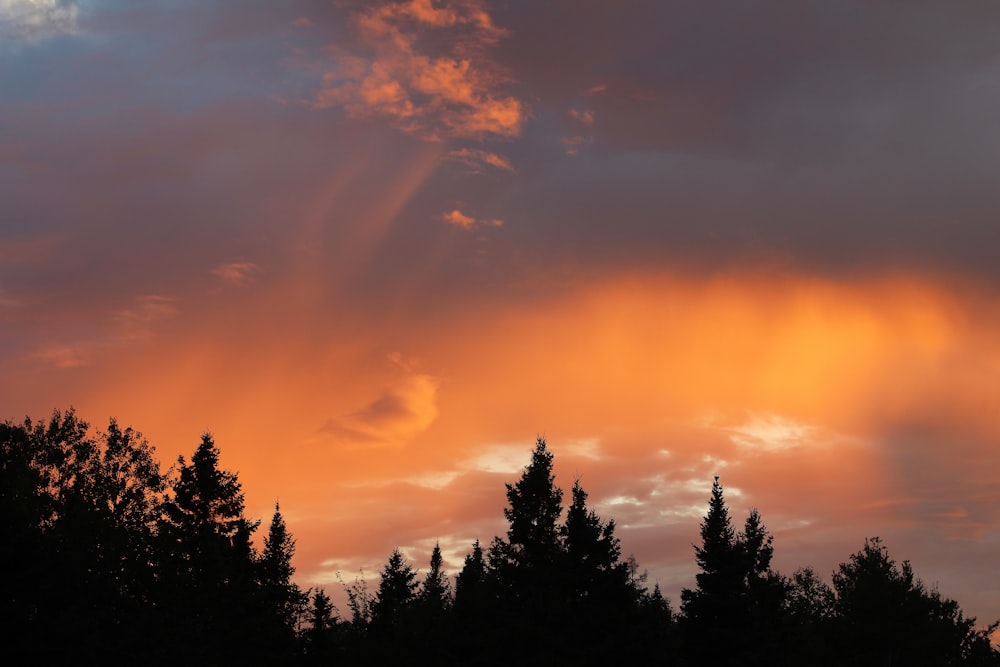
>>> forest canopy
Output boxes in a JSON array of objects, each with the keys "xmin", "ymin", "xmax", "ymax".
[{"xmin": 2, "ymin": 408, "xmax": 997, "ymax": 665}]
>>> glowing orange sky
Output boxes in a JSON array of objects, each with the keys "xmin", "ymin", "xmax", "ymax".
[{"xmin": 3, "ymin": 0, "xmax": 1000, "ymax": 627}]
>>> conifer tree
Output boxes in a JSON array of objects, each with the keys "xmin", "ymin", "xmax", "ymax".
[
  {"xmin": 158, "ymin": 433, "xmax": 261, "ymax": 661},
  {"xmin": 420, "ymin": 541, "xmax": 451, "ymax": 612},
  {"xmin": 306, "ymin": 587, "xmax": 337, "ymax": 661},
  {"xmin": 261, "ymin": 502, "xmax": 306, "ymax": 650},
  {"xmin": 507, "ymin": 438, "xmax": 563, "ymax": 557},
  {"xmin": 680, "ymin": 477, "xmax": 753, "ymax": 666},
  {"xmin": 370, "ymin": 548, "xmax": 418, "ymax": 631},
  {"xmin": 455, "ymin": 538, "xmax": 487, "ymax": 612},
  {"xmin": 562, "ymin": 478, "xmax": 628, "ymax": 604}
]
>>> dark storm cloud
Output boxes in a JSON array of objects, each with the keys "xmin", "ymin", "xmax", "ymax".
[{"xmin": 482, "ymin": 0, "xmax": 1000, "ymax": 279}]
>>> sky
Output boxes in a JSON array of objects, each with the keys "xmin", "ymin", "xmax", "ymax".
[{"xmin": 3, "ymin": 0, "xmax": 1000, "ymax": 625}]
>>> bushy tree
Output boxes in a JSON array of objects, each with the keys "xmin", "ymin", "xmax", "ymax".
[
  {"xmin": 831, "ymin": 537, "xmax": 1000, "ymax": 666},
  {"xmin": 1, "ymin": 410, "xmax": 169, "ymax": 661}
]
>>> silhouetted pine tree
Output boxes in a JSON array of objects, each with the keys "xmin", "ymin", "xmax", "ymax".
[
  {"xmin": 681, "ymin": 476, "xmax": 783, "ymax": 667},
  {"xmin": 304, "ymin": 587, "xmax": 339, "ymax": 663},
  {"xmin": 487, "ymin": 437, "xmax": 566, "ymax": 662},
  {"xmin": 560, "ymin": 478, "xmax": 636, "ymax": 661},
  {"xmin": 370, "ymin": 548, "xmax": 419, "ymax": 632},
  {"xmin": 158, "ymin": 433, "xmax": 262, "ymax": 662},
  {"xmin": 260, "ymin": 502, "xmax": 306, "ymax": 661},
  {"xmin": 420, "ymin": 541, "xmax": 452, "ymax": 613},
  {"xmin": 455, "ymin": 538, "xmax": 488, "ymax": 615},
  {"xmin": 454, "ymin": 538, "xmax": 497, "ymax": 657},
  {"xmin": 492, "ymin": 436, "xmax": 564, "ymax": 586}
]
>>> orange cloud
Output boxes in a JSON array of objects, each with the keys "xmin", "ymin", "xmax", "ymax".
[
  {"xmin": 322, "ymin": 355, "xmax": 440, "ymax": 449},
  {"xmin": 315, "ymin": 0, "xmax": 525, "ymax": 140},
  {"xmin": 442, "ymin": 208, "xmax": 502, "ymax": 229},
  {"xmin": 13, "ymin": 268, "xmax": 1000, "ymax": 624}
]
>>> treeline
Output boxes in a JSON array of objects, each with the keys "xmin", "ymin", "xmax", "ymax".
[{"xmin": 1, "ymin": 409, "xmax": 998, "ymax": 665}]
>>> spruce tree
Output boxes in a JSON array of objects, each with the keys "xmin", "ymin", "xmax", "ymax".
[
  {"xmin": 680, "ymin": 477, "xmax": 750, "ymax": 666},
  {"xmin": 455, "ymin": 538, "xmax": 487, "ymax": 613},
  {"xmin": 260, "ymin": 502, "xmax": 306, "ymax": 653},
  {"xmin": 563, "ymin": 478, "xmax": 627, "ymax": 604},
  {"xmin": 370, "ymin": 548, "xmax": 418, "ymax": 631},
  {"xmin": 306, "ymin": 588, "xmax": 337, "ymax": 662},
  {"xmin": 420, "ymin": 541, "xmax": 451, "ymax": 613},
  {"xmin": 502, "ymin": 438, "xmax": 563, "ymax": 559},
  {"xmin": 158, "ymin": 433, "xmax": 261, "ymax": 661}
]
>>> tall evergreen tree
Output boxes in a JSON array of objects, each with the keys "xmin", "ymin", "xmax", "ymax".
[
  {"xmin": 562, "ymin": 478, "xmax": 628, "ymax": 604},
  {"xmin": 370, "ymin": 548, "xmax": 419, "ymax": 631},
  {"xmin": 560, "ymin": 478, "xmax": 637, "ymax": 661},
  {"xmin": 420, "ymin": 541, "xmax": 452, "ymax": 613},
  {"xmin": 305, "ymin": 587, "xmax": 337, "ymax": 663},
  {"xmin": 260, "ymin": 502, "xmax": 306, "ymax": 656},
  {"xmin": 455, "ymin": 538, "xmax": 488, "ymax": 614},
  {"xmin": 501, "ymin": 437, "xmax": 564, "ymax": 572},
  {"xmin": 158, "ymin": 433, "xmax": 262, "ymax": 662},
  {"xmin": 681, "ymin": 476, "xmax": 742, "ymax": 622},
  {"xmin": 681, "ymin": 477, "xmax": 782, "ymax": 667}
]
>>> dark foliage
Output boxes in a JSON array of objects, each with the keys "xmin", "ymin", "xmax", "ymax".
[{"xmin": 2, "ymin": 410, "xmax": 997, "ymax": 666}]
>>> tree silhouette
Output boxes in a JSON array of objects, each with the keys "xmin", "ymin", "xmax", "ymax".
[
  {"xmin": 502, "ymin": 437, "xmax": 564, "ymax": 569},
  {"xmin": 158, "ymin": 433, "xmax": 261, "ymax": 662},
  {"xmin": 681, "ymin": 476, "xmax": 784, "ymax": 666},
  {"xmin": 305, "ymin": 587, "xmax": 338, "ymax": 663},
  {"xmin": 5, "ymin": 409, "xmax": 1000, "ymax": 665},
  {"xmin": 486, "ymin": 436, "xmax": 566, "ymax": 661},
  {"xmin": 371, "ymin": 548, "xmax": 419, "ymax": 631},
  {"xmin": 420, "ymin": 541, "xmax": 452, "ymax": 613},
  {"xmin": 260, "ymin": 502, "xmax": 307, "ymax": 658},
  {"xmin": 831, "ymin": 537, "xmax": 1000, "ymax": 666},
  {"xmin": 563, "ymin": 478, "xmax": 628, "ymax": 603}
]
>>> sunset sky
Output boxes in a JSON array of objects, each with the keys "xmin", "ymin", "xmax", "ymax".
[{"xmin": 3, "ymin": 0, "xmax": 1000, "ymax": 625}]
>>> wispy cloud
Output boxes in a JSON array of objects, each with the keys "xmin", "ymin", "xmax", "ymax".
[
  {"xmin": 569, "ymin": 108, "xmax": 595, "ymax": 125},
  {"xmin": 314, "ymin": 0, "xmax": 526, "ymax": 140},
  {"xmin": 31, "ymin": 343, "xmax": 89, "ymax": 369},
  {"xmin": 446, "ymin": 147, "xmax": 514, "ymax": 173},
  {"xmin": 442, "ymin": 208, "xmax": 502, "ymax": 229},
  {"xmin": 712, "ymin": 412, "xmax": 822, "ymax": 453},
  {"xmin": 562, "ymin": 134, "xmax": 592, "ymax": 155},
  {"xmin": 30, "ymin": 294, "xmax": 178, "ymax": 368},
  {"xmin": 0, "ymin": 0, "xmax": 78, "ymax": 41},
  {"xmin": 211, "ymin": 261, "xmax": 261, "ymax": 286}
]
